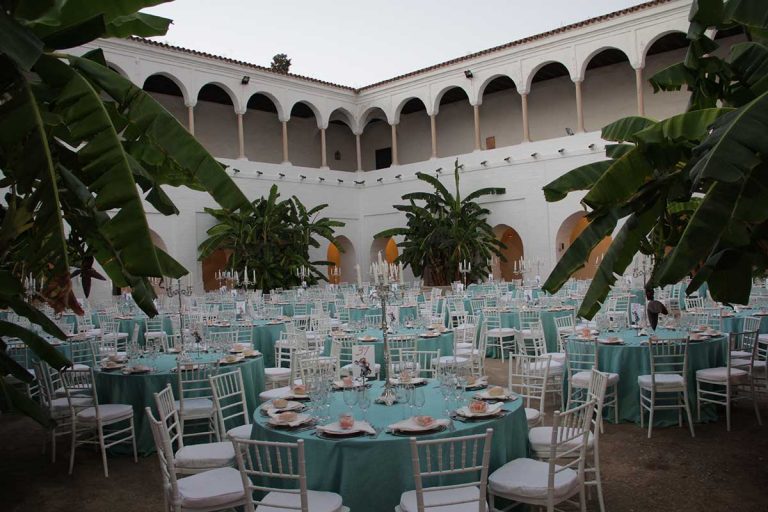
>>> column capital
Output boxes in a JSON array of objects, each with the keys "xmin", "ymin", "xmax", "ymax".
[
  {"xmin": 278, "ymin": 114, "xmax": 291, "ymax": 123},
  {"xmin": 184, "ymin": 100, "xmax": 197, "ymax": 109},
  {"xmin": 235, "ymin": 108, "xmax": 247, "ymax": 116}
]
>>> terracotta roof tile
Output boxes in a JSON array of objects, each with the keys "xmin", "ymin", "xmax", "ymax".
[{"xmin": 129, "ymin": 0, "xmax": 672, "ymax": 93}]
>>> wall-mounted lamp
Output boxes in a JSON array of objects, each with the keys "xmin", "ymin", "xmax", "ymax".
[
  {"xmin": 503, "ymin": 157, "xmax": 512, "ymax": 162},
  {"xmin": 319, "ymin": 177, "xmax": 325, "ymax": 182},
  {"xmin": 376, "ymin": 178, "xmax": 384, "ymax": 183},
  {"xmin": 480, "ymin": 160, "xmax": 488, "ymax": 166},
  {"xmin": 395, "ymin": 174, "xmax": 402, "ymax": 180},
  {"xmin": 354, "ymin": 180, "xmax": 365, "ymax": 185},
  {"xmin": 337, "ymin": 179, "xmax": 344, "ymax": 184},
  {"xmin": 232, "ymin": 168, "xmax": 240, "ymax": 174},
  {"xmin": 299, "ymin": 175, "xmax": 306, "ymax": 180},
  {"xmin": 256, "ymin": 170, "xmax": 263, "ymax": 176},
  {"xmin": 241, "ymin": 76, "xmax": 250, "ymax": 85},
  {"xmin": 565, "ymin": 127, "xmax": 574, "ymax": 136},
  {"xmin": 558, "ymin": 148, "xmax": 565, "ymax": 154},
  {"xmin": 278, "ymin": 173, "xmax": 285, "ymax": 179},
  {"xmin": 464, "ymin": 70, "xmax": 474, "ymax": 79},
  {"xmin": 531, "ymin": 152, "xmax": 539, "ymax": 158},
  {"xmin": 457, "ymin": 164, "xmax": 464, "ymax": 170},
  {"xmin": 588, "ymin": 143, "xmax": 596, "ymax": 150}
]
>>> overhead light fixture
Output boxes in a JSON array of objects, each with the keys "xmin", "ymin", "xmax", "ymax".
[
  {"xmin": 299, "ymin": 175, "xmax": 306, "ymax": 180},
  {"xmin": 503, "ymin": 157, "xmax": 512, "ymax": 162},
  {"xmin": 241, "ymin": 76, "xmax": 250, "ymax": 85},
  {"xmin": 395, "ymin": 174, "xmax": 402, "ymax": 180},
  {"xmin": 565, "ymin": 127, "xmax": 574, "ymax": 136},
  {"xmin": 318, "ymin": 177, "xmax": 325, "ymax": 182},
  {"xmin": 376, "ymin": 177, "xmax": 383, "ymax": 183},
  {"xmin": 531, "ymin": 152, "xmax": 539, "ymax": 158},
  {"xmin": 278, "ymin": 173, "xmax": 285, "ymax": 179},
  {"xmin": 464, "ymin": 70, "xmax": 474, "ymax": 79},
  {"xmin": 480, "ymin": 160, "xmax": 488, "ymax": 166}
]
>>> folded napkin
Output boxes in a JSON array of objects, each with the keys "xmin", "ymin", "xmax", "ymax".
[
  {"xmin": 262, "ymin": 400, "xmax": 304, "ymax": 413},
  {"xmin": 456, "ymin": 402, "xmax": 504, "ymax": 418},
  {"xmin": 387, "ymin": 417, "xmax": 451, "ymax": 432},
  {"xmin": 316, "ymin": 420, "xmax": 375, "ymax": 435},
  {"xmin": 475, "ymin": 387, "xmax": 515, "ymax": 400},
  {"xmin": 389, "ymin": 377, "xmax": 426, "ymax": 386},
  {"xmin": 465, "ymin": 376, "xmax": 489, "ymax": 388},
  {"xmin": 268, "ymin": 412, "xmax": 311, "ymax": 427}
]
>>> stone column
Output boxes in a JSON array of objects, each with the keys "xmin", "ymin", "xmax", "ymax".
[
  {"xmin": 430, "ymin": 114, "xmax": 438, "ymax": 159},
  {"xmin": 320, "ymin": 127, "xmax": 328, "ymax": 169},
  {"xmin": 390, "ymin": 123, "xmax": 399, "ymax": 166},
  {"xmin": 473, "ymin": 104, "xmax": 482, "ymax": 151},
  {"xmin": 355, "ymin": 132, "xmax": 363, "ymax": 171},
  {"xmin": 635, "ymin": 67, "xmax": 645, "ymax": 116},
  {"xmin": 281, "ymin": 120, "xmax": 290, "ymax": 164},
  {"xmin": 236, "ymin": 111, "xmax": 245, "ymax": 159},
  {"xmin": 574, "ymin": 80, "xmax": 585, "ymax": 133},
  {"xmin": 520, "ymin": 92, "xmax": 530, "ymax": 142},
  {"xmin": 186, "ymin": 104, "xmax": 195, "ymax": 135}
]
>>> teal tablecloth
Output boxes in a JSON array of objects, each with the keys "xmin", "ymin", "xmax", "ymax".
[
  {"xmin": 322, "ymin": 327, "xmax": 454, "ymax": 378},
  {"xmin": 721, "ymin": 310, "xmax": 768, "ymax": 334},
  {"xmin": 250, "ymin": 380, "xmax": 529, "ymax": 512},
  {"xmin": 498, "ymin": 307, "xmax": 575, "ymax": 354},
  {"xmin": 566, "ymin": 329, "xmax": 727, "ymax": 426},
  {"xmin": 208, "ymin": 321, "xmax": 287, "ymax": 367},
  {"xmin": 95, "ymin": 353, "xmax": 265, "ymax": 455}
]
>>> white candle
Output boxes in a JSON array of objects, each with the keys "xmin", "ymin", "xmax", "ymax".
[
  {"xmin": 356, "ymin": 264, "xmax": 362, "ymax": 288},
  {"xmin": 378, "ymin": 251, "xmax": 383, "ymax": 266},
  {"xmin": 399, "ymin": 262, "xmax": 404, "ymax": 285}
]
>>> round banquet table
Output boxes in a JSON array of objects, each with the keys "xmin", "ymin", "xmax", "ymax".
[
  {"xmin": 498, "ymin": 307, "xmax": 575, "ymax": 354},
  {"xmin": 566, "ymin": 328, "xmax": 727, "ymax": 426},
  {"xmin": 720, "ymin": 309, "xmax": 768, "ymax": 334},
  {"xmin": 95, "ymin": 353, "xmax": 265, "ymax": 455},
  {"xmin": 321, "ymin": 327, "xmax": 454, "ymax": 378},
  {"xmin": 250, "ymin": 380, "xmax": 529, "ymax": 512},
  {"xmin": 207, "ymin": 320, "xmax": 287, "ymax": 367}
]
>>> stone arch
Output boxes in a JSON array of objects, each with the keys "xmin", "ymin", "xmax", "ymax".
[
  {"xmin": 640, "ymin": 30, "xmax": 688, "ymax": 67},
  {"xmin": 395, "ymin": 97, "xmax": 431, "ymax": 164},
  {"xmin": 523, "ymin": 59, "xmax": 573, "ymax": 94},
  {"xmin": 432, "ymin": 83, "xmax": 473, "ymax": 115},
  {"xmin": 434, "ymin": 86, "xmax": 473, "ymax": 157},
  {"xmin": 492, "ymin": 224, "xmax": 524, "ymax": 281},
  {"xmin": 581, "ymin": 47, "xmax": 635, "ymax": 131},
  {"xmin": 555, "ymin": 212, "xmax": 612, "ymax": 280},
  {"xmin": 478, "ymin": 75, "xmax": 521, "ymax": 148},
  {"xmin": 642, "ymin": 31, "xmax": 690, "ymax": 120},
  {"xmin": 243, "ymin": 92, "xmax": 284, "ymax": 163},
  {"xmin": 359, "ymin": 106, "xmax": 391, "ymax": 171},
  {"xmin": 527, "ymin": 61, "xmax": 575, "ymax": 141},
  {"xmin": 578, "ymin": 46, "xmax": 632, "ymax": 81},
  {"xmin": 327, "ymin": 236, "xmax": 357, "ymax": 284},
  {"xmin": 393, "ymin": 96, "xmax": 430, "ymax": 124},
  {"xmin": 286, "ymin": 99, "xmax": 324, "ymax": 128},
  {"xmin": 370, "ymin": 237, "xmax": 398, "ymax": 265},
  {"xmin": 326, "ymin": 108, "xmax": 357, "ymax": 171},
  {"xmin": 287, "ymin": 100, "xmax": 323, "ymax": 168},
  {"xmin": 195, "ymin": 83, "xmax": 238, "ymax": 159}
]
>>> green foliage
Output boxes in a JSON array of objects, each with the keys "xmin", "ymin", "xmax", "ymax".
[
  {"xmin": 375, "ymin": 160, "xmax": 506, "ymax": 286},
  {"xmin": 542, "ymin": 0, "xmax": 768, "ymax": 317},
  {"xmin": 270, "ymin": 53, "xmax": 291, "ymax": 74},
  {"xmin": 0, "ymin": 0, "xmax": 248, "ymax": 422},
  {"xmin": 199, "ymin": 185, "xmax": 344, "ymax": 292}
]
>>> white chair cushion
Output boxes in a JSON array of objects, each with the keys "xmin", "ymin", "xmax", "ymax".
[
  {"xmin": 570, "ymin": 370, "xmax": 619, "ymax": 388},
  {"xmin": 524, "ymin": 360, "xmax": 564, "ymax": 375},
  {"xmin": 258, "ymin": 490, "xmax": 343, "ymax": 512},
  {"xmin": 432, "ymin": 356, "xmax": 470, "ymax": 366},
  {"xmin": 528, "ymin": 426, "xmax": 593, "ymax": 455},
  {"xmin": 264, "ymin": 367, "xmax": 292, "ymax": 382},
  {"xmin": 177, "ymin": 467, "xmax": 245, "ymax": 508},
  {"xmin": 103, "ymin": 332, "xmax": 128, "ymax": 340},
  {"xmin": 696, "ymin": 366, "xmax": 748, "ymax": 382},
  {"xmin": 227, "ymin": 423, "xmax": 253, "ymax": 439},
  {"xmin": 174, "ymin": 398, "xmax": 214, "ymax": 418},
  {"xmin": 488, "ymin": 327, "xmax": 516, "ymax": 337},
  {"xmin": 455, "ymin": 342, "xmax": 474, "ymax": 350},
  {"xmin": 732, "ymin": 359, "xmax": 766, "ymax": 369},
  {"xmin": 455, "ymin": 348, "xmax": 481, "ymax": 356},
  {"xmin": 525, "ymin": 408, "xmax": 542, "ymax": 428},
  {"xmin": 259, "ymin": 386, "xmax": 291, "ymax": 402},
  {"xmin": 76, "ymin": 403, "xmax": 133, "ymax": 423},
  {"xmin": 637, "ymin": 373, "xmax": 685, "ymax": 391},
  {"xmin": 145, "ymin": 330, "xmax": 166, "ymax": 338},
  {"xmin": 71, "ymin": 363, "xmax": 91, "ymax": 371},
  {"xmin": 730, "ymin": 350, "xmax": 752, "ymax": 359},
  {"xmin": 489, "ymin": 458, "xmax": 579, "ymax": 501},
  {"xmin": 399, "ymin": 486, "xmax": 485, "ymax": 512},
  {"xmin": 51, "ymin": 396, "xmax": 92, "ymax": 412},
  {"xmin": 546, "ymin": 352, "xmax": 566, "ymax": 364},
  {"xmin": 175, "ymin": 441, "xmax": 236, "ymax": 470}
]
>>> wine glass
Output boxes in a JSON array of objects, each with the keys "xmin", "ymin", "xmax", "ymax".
[
  {"xmin": 412, "ymin": 386, "xmax": 426, "ymax": 414},
  {"xmin": 342, "ymin": 386, "xmax": 358, "ymax": 413},
  {"xmin": 439, "ymin": 372, "xmax": 454, "ymax": 415},
  {"xmin": 357, "ymin": 387, "xmax": 371, "ymax": 423},
  {"xmin": 396, "ymin": 384, "xmax": 411, "ymax": 420}
]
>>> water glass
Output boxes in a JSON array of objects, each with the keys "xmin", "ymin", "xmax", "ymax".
[
  {"xmin": 411, "ymin": 387, "xmax": 425, "ymax": 414},
  {"xmin": 357, "ymin": 387, "xmax": 371, "ymax": 422},
  {"xmin": 343, "ymin": 386, "xmax": 358, "ymax": 412}
]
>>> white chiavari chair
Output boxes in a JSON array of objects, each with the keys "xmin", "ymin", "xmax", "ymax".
[
  {"xmin": 60, "ymin": 368, "xmax": 137, "ymax": 477},
  {"xmin": 484, "ymin": 307, "xmax": 516, "ymax": 362},
  {"xmin": 175, "ymin": 361, "xmax": 220, "ymax": 442},
  {"xmin": 209, "ymin": 368, "xmax": 253, "ymax": 440},
  {"xmin": 396, "ymin": 429, "xmax": 493, "ymax": 512},
  {"xmin": 509, "ymin": 354, "xmax": 551, "ymax": 428},
  {"xmin": 566, "ymin": 339, "xmax": 619, "ymax": 430},
  {"xmin": 152, "ymin": 384, "xmax": 236, "ymax": 475},
  {"xmin": 231, "ymin": 437, "xmax": 348, "ymax": 512},
  {"xmin": 638, "ymin": 337, "xmax": 695, "ymax": 438},
  {"xmin": 146, "ymin": 406, "xmax": 245, "ymax": 512},
  {"xmin": 488, "ymin": 400, "xmax": 595, "ymax": 512}
]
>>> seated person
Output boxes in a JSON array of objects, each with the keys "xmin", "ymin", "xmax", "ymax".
[{"xmin": 645, "ymin": 288, "xmax": 668, "ymax": 330}]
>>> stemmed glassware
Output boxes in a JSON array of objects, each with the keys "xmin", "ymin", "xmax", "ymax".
[
  {"xmin": 343, "ymin": 386, "xmax": 358, "ymax": 414},
  {"xmin": 396, "ymin": 384, "xmax": 411, "ymax": 420},
  {"xmin": 357, "ymin": 386, "xmax": 371, "ymax": 423},
  {"xmin": 411, "ymin": 386, "xmax": 425, "ymax": 415}
]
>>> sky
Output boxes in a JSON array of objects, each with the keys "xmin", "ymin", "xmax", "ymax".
[{"xmin": 144, "ymin": 0, "xmax": 649, "ymax": 88}]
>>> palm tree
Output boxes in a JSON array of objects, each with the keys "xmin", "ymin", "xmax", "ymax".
[
  {"xmin": 199, "ymin": 185, "xmax": 344, "ymax": 291},
  {"xmin": 375, "ymin": 160, "xmax": 506, "ymax": 286}
]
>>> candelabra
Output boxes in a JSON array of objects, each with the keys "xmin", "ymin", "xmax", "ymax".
[
  {"xmin": 459, "ymin": 260, "xmax": 471, "ymax": 288},
  {"xmin": 372, "ymin": 281, "xmax": 402, "ymax": 406},
  {"xmin": 329, "ymin": 265, "xmax": 341, "ymax": 284},
  {"xmin": 165, "ymin": 277, "xmax": 193, "ymax": 354},
  {"xmin": 630, "ymin": 253, "xmax": 653, "ymax": 328}
]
